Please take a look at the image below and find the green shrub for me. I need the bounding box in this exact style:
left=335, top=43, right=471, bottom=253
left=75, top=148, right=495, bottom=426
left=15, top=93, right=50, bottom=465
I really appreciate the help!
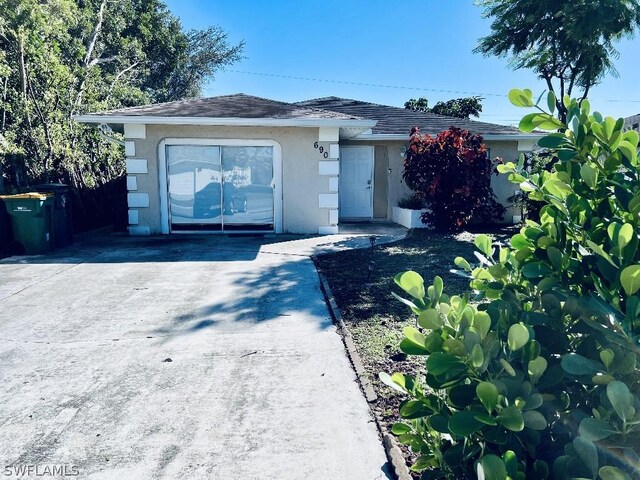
left=382, top=90, right=640, bottom=480
left=398, top=194, right=426, bottom=210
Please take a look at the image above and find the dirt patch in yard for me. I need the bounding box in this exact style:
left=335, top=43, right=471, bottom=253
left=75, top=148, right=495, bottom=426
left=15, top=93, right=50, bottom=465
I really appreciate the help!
left=314, top=227, right=517, bottom=473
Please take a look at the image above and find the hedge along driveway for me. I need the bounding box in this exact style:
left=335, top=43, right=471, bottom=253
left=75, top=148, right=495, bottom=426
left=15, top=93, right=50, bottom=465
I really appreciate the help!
left=0, top=235, right=391, bottom=480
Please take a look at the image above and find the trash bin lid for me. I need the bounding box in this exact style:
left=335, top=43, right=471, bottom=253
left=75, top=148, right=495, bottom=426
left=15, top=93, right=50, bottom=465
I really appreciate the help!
left=0, top=192, right=54, bottom=200
left=32, top=183, right=70, bottom=191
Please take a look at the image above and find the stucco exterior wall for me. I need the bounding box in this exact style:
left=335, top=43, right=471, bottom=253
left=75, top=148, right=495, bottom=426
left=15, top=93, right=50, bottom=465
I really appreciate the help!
left=344, top=139, right=523, bottom=223
left=126, top=125, right=335, bottom=235
left=486, top=141, right=523, bottom=222
left=373, top=146, right=389, bottom=218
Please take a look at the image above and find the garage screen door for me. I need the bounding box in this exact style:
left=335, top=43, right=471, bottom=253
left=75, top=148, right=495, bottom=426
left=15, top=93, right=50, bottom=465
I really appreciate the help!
left=167, top=145, right=274, bottom=232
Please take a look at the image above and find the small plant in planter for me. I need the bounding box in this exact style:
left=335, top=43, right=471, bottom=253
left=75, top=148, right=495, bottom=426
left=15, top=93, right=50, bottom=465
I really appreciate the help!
left=402, top=126, right=505, bottom=231
left=398, top=194, right=426, bottom=210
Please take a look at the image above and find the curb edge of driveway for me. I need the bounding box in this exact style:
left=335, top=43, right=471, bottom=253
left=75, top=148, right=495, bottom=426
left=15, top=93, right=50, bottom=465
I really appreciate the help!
left=312, top=259, right=413, bottom=480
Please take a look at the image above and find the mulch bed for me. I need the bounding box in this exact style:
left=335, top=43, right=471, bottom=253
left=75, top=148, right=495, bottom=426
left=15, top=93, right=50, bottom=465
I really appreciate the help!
left=314, top=226, right=517, bottom=474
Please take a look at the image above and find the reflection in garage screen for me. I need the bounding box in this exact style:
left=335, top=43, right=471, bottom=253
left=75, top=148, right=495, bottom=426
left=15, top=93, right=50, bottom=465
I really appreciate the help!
left=167, top=145, right=273, bottom=232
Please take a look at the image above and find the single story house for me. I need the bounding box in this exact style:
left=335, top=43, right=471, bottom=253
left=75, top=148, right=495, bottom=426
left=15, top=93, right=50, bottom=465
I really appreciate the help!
left=75, top=94, right=541, bottom=235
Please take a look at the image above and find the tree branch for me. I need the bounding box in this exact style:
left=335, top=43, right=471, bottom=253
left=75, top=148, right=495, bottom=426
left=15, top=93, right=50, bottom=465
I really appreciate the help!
left=105, top=61, right=139, bottom=103
left=74, top=0, right=108, bottom=114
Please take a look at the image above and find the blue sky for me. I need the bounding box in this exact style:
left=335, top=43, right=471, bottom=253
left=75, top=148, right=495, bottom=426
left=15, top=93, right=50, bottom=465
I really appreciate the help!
left=164, top=0, right=640, bottom=126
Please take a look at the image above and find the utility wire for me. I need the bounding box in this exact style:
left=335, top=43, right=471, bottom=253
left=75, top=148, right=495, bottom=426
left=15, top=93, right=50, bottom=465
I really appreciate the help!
left=226, top=69, right=640, bottom=104
left=226, top=69, right=506, bottom=97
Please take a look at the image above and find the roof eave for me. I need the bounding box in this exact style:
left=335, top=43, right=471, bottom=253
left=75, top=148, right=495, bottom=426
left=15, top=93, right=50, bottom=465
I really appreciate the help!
left=73, top=114, right=376, bottom=129
left=349, top=133, right=544, bottom=141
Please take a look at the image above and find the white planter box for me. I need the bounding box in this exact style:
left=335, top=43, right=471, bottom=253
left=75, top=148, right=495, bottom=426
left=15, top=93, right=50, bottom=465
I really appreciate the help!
left=392, top=207, right=431, bottom=229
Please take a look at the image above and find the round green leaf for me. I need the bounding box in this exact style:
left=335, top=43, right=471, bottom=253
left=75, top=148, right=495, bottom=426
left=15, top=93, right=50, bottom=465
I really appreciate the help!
left=391, top=422, right=412, bottom=435
left=500, top=358, right=516, bottom=377
left=428, top=414, right=450, bottom=433
left=510, top=233, right=530, bottom=250
left=508, top=323, right=530, bottom=351
left=561, top=353, right=602, bottom=376
left=618, top=223, right=634, bottom=249
left=448, top=384, right=477, bottom=408
left=394, top=271, right=425, bottom=300
left=433, top=276, right=443, bottom=299
left=573, top=436, right=598, bottom=478
left=607, top=381, right=633, bottom=422
left=477, top=454, right=508, bottom=480
left=475, top=234, right=493, bottom=256
left=528, top=356, right=548, bottom=381
left=476, top=381, right=499, bottom=413
left=523, top=410, right=547, bottom=430
left=504, top=450, right=518, bottom=479
left=379, top=372, right=407, bottom=393
left=599, top=466, right=630, bottom=480
left=547, top=246, right=563, bottom=271
left=508, top=88, right=534, bottom=108
left=620, top=265, right=640, bottom=296
left=470, top=344, right=484, bottom=368
left=497, top=406, right=524, bottom=432
left=579, top=417, right=617, bottom=442
left=522, top=261, right=552, bottom=278
left=454, top=256, right=471, bottom=272
left=426, top=352, right=465, bottom=376
left=473, top=311, right=491, bottom=340
left=400, top=337, right=429, bottom=355
left=448, top=411, right=483, bottom=437
left=580, top=163, right=598, bottom=188
left=600, top=349, right=615, bottom=369
left=538, top=133, right=567, bottom=148
left=418, top=309, right=443, bottom=330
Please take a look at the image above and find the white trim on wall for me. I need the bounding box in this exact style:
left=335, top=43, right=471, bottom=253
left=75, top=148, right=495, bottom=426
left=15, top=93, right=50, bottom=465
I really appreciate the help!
left=126, top=159, right=147, bottom=174
left=158, top=138, right=283, bottom=234
left=124, top=124, right=146, bottom=139
left=124, top=141, right=136, bottom=156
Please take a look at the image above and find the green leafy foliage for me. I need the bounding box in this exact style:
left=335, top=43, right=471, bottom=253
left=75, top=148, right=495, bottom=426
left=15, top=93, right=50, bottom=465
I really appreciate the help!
left=383, top=90, right=640, bottom=478
left=404, top=96, right=483, bottom=119
left=475, top=1, right=640, bottom=123
left=0, top=0, right=243, bottom=224
left=402, top=126, right=506, bottom=231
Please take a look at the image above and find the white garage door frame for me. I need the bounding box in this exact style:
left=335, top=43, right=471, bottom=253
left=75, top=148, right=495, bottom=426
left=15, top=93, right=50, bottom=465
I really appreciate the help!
left=158, top=138, right=283, bottom=234
left=339, top=146, right=374, bottom=219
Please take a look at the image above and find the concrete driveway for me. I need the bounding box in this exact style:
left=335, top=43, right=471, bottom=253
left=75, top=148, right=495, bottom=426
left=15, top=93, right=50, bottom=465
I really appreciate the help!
left=0, top=233, right=401, bottom=479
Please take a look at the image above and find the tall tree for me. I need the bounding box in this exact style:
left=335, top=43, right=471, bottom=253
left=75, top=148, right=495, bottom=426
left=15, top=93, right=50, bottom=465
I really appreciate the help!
left=475, top=0, right=640, bottom=123
left=404, top=96, right=483, bottom=119
left=0, top=0, right=243, bottom=189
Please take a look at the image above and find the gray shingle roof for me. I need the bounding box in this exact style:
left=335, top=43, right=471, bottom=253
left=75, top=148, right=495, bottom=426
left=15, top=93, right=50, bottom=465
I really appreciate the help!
left=625, top=114, right=640, bottom=131
left=295, top=96, right=523, bottom=136
left=90, top=94, right=361, bottom=120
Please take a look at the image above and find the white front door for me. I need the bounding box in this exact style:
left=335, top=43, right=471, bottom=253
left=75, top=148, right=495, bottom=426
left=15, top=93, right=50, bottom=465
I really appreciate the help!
left=340, top=146, right=374, bottom=218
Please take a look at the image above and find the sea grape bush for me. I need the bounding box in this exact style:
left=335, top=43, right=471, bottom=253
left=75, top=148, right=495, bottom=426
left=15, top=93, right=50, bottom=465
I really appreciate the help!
left=382, top=90, right=640, bottom=480
left=402, top=126, right=505, bottom=231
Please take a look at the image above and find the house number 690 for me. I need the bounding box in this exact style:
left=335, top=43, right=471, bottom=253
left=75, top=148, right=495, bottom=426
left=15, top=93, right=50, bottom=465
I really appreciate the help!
left=313, top=141, right=329, bottom=158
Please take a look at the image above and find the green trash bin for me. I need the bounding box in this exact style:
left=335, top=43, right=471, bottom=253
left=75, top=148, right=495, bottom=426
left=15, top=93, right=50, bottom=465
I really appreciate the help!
left=32, top=184, right=73, bottom=247
left=0, top=197, right=12, bottom=256
left=0, top=193, right=55, bottom=254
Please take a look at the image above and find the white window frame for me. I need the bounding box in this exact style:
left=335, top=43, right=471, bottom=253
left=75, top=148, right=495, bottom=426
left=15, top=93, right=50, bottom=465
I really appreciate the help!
left=158, top=138, right=283, bottom=234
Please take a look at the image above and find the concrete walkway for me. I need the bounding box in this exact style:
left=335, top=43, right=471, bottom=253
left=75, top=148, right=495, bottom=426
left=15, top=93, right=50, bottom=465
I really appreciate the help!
left=0, top=228, right=405, bottom=479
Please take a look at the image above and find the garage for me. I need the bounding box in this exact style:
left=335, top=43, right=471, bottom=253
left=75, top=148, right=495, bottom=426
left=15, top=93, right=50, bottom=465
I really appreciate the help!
left=159, top=140, right=281, bottom=233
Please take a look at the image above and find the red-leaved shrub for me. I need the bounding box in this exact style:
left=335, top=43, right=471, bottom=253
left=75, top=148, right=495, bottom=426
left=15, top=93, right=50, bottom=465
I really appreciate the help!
left=403, top=126, right=505, bottom=231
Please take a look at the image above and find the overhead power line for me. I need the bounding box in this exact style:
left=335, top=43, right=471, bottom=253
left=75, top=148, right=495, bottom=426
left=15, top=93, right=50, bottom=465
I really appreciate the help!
left=225, top=69, right=640, bottom=104
left=226, top=70, right=506, bottom=97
